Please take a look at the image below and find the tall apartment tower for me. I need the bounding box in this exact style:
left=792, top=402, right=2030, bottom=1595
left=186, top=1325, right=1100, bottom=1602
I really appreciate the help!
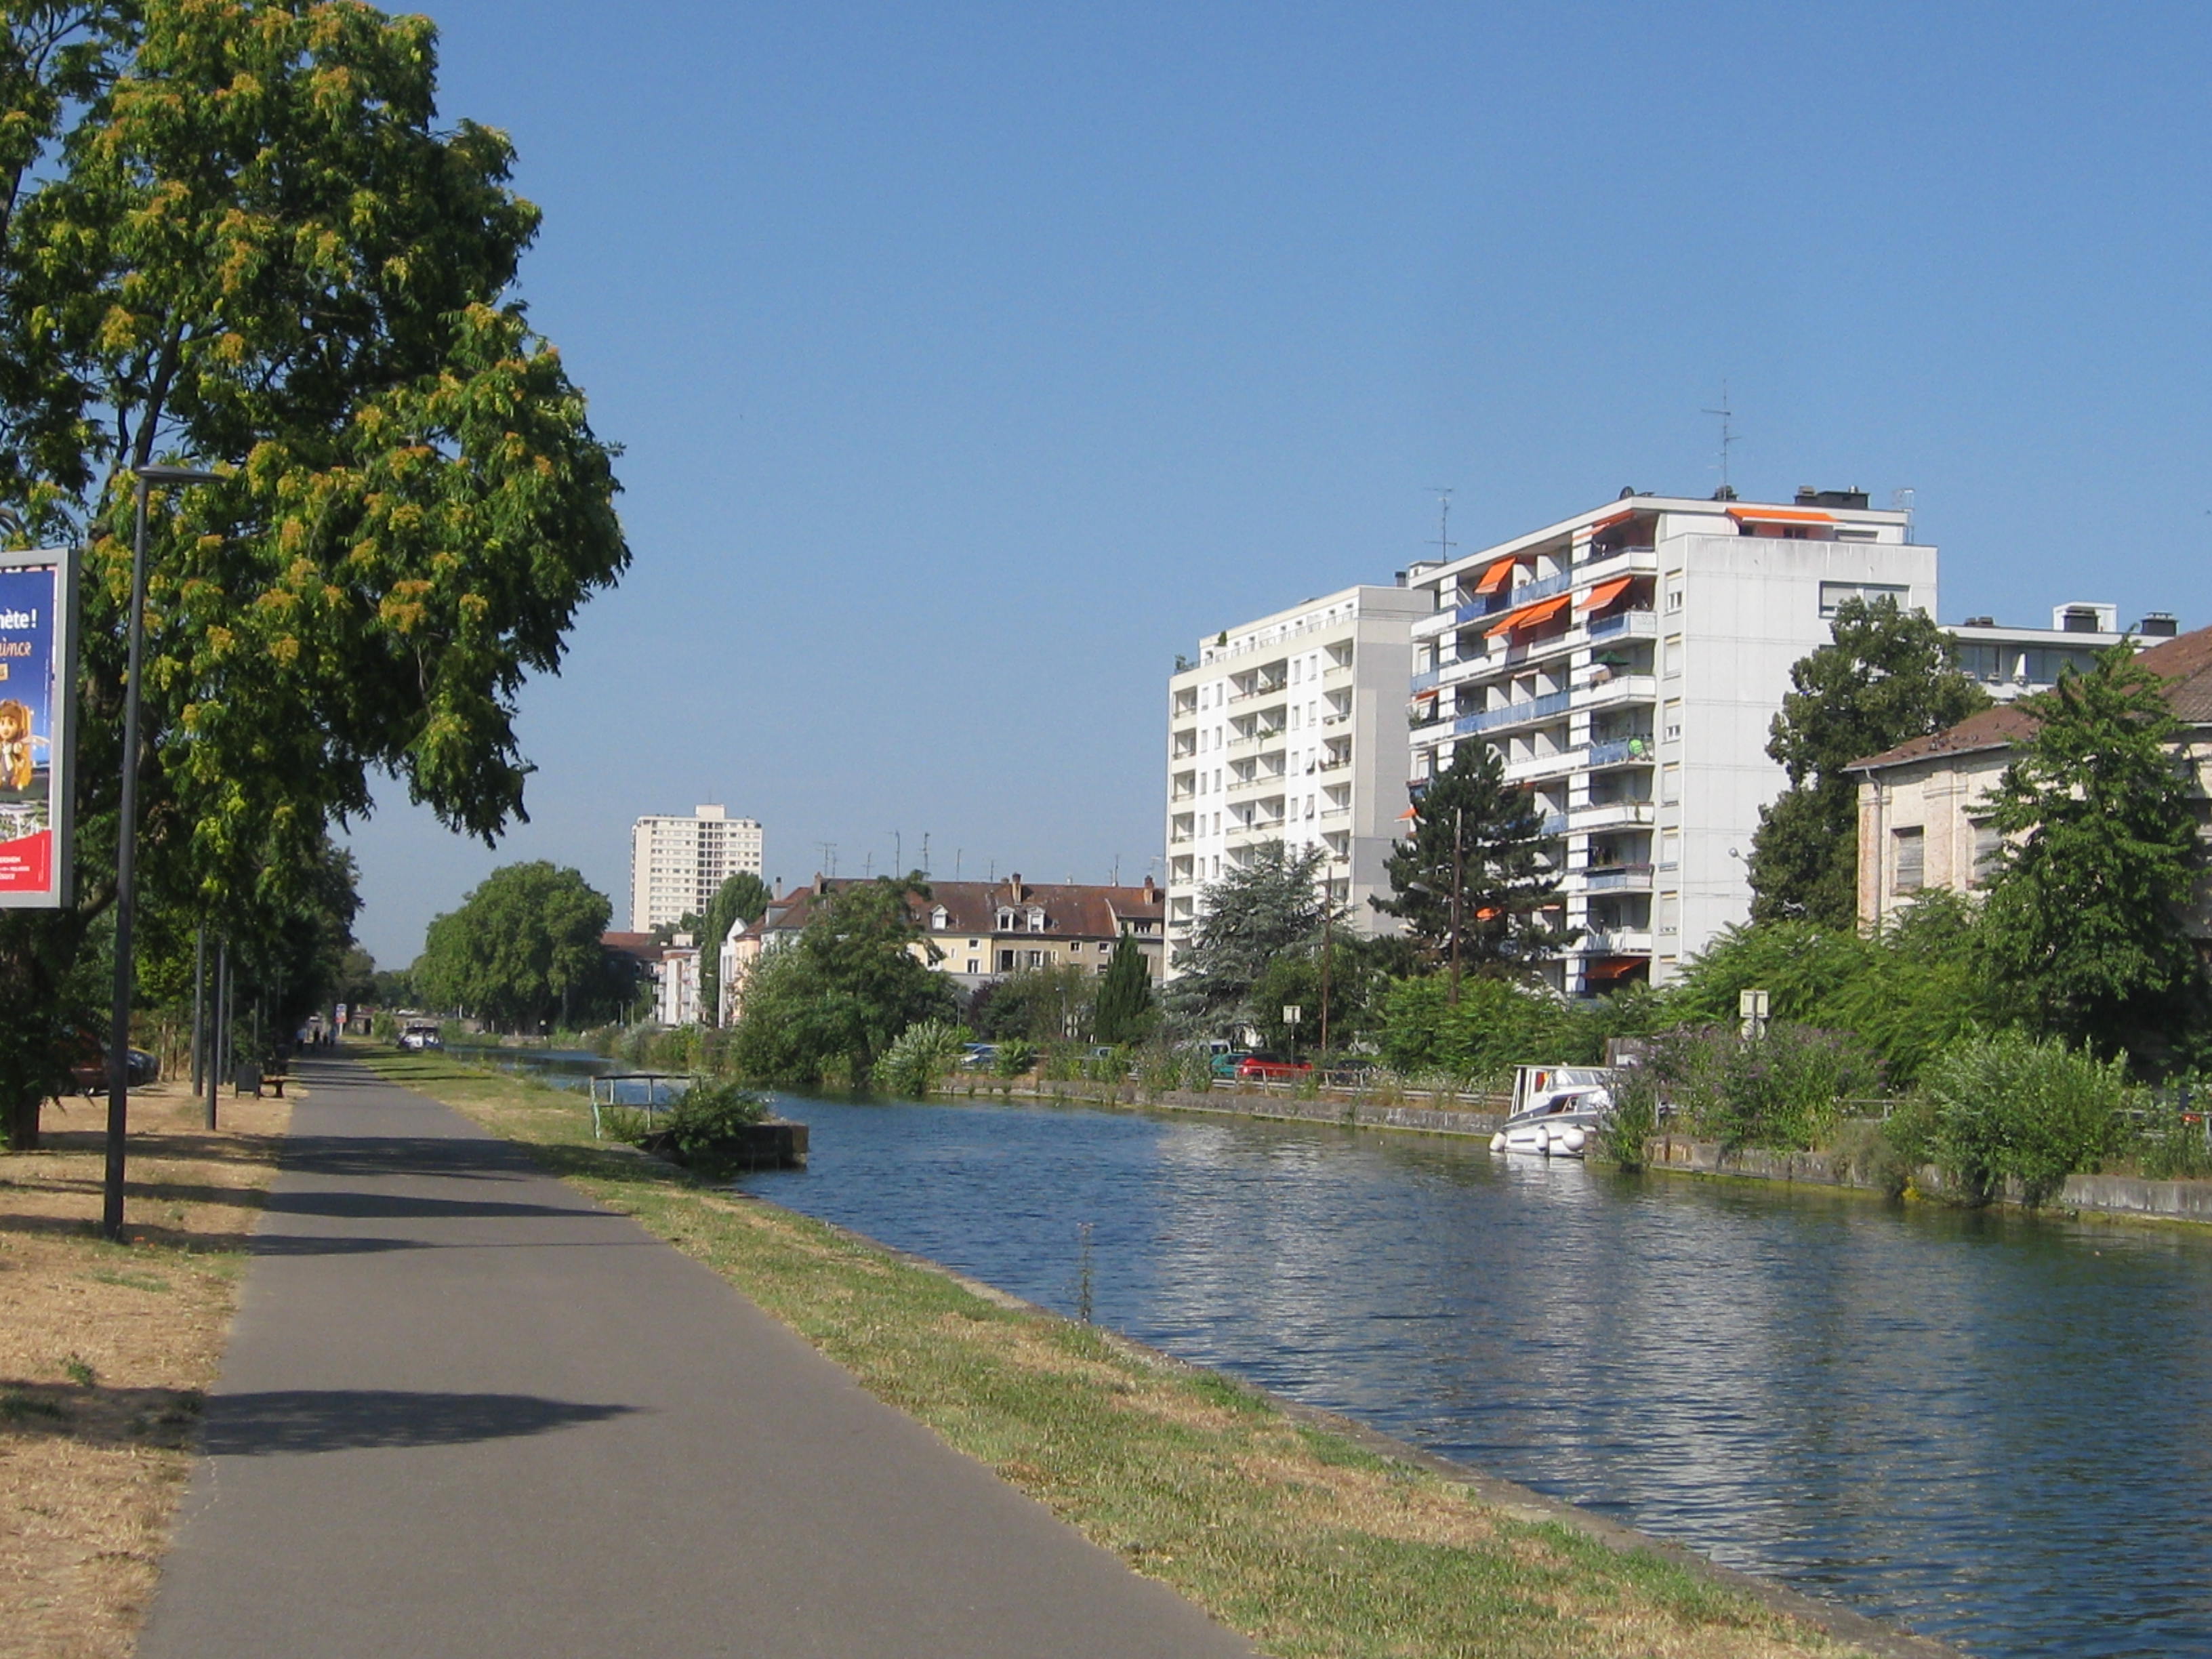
left=1406, top=491, right=1935, bottom=993
left=628, top=804, right=764, bottom=933
left=1164, top=584, right=1429, bottom=971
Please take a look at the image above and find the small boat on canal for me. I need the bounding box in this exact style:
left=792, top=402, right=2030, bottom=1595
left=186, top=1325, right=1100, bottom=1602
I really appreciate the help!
left=1490, top=1065, right=1614, bottom=1158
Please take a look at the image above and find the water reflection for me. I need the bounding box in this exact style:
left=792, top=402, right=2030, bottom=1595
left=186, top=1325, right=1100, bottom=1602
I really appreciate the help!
left=738, top=1092, right=2212, bottom=1658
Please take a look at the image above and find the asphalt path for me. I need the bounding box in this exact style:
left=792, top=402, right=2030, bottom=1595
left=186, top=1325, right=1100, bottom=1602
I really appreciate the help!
left=138, top=1055, right=1253, bottom=1658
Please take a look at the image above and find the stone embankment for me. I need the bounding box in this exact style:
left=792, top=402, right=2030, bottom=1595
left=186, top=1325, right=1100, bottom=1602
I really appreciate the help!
left=999, top=1080, right=1506, bottom=1139
left=1650, top=1135, right=2212, bottom=1223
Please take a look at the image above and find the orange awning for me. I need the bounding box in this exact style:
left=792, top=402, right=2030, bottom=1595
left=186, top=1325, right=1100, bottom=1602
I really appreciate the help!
left=1584, top=956, right=1648, bottom=983
left=1473, top=558, right=1517, bottom=595
left=1486, top=592, right=1571, bottom=639
left=1578, top=575, right=1635, bottom=615
left=1583, top=508, right=1636, bottom=535
left=1727, top=506, right=1832, bottom=525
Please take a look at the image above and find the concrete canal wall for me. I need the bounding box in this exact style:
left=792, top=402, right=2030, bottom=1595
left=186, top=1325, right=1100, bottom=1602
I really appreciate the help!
left=1651, top=1134, right=2212, bottom=1225
left=995, top=1080, right=1507, bottom=1139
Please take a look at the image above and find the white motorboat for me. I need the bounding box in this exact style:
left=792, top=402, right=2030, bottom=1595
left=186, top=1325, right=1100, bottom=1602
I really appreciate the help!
left=1490, top=1065, right=1614, bottom=1158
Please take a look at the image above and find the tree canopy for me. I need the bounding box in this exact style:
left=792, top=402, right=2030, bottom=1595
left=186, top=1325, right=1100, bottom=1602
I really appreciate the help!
left=414, top=862, right=615, bottom=1033
left=0, top=3, right=628, bottom=1144
left=724, top=880, right=956, bottom=1087
left=1167, top=841, right=1325, bottom=1029
left=1747, top=597, right=1988, bottom=926
left=1978, top=644, right=2205, bottom=1061
left=695, top=870, right=772, bottom=1025
left=1372, top=741, right=1568, bottom=995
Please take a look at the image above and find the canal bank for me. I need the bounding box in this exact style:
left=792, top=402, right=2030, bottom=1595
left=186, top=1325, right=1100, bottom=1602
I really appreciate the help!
left=978, top=1076, right=2212, bottom=1231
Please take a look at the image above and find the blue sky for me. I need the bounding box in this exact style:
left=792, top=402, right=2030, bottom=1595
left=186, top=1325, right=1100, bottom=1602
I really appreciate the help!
left=345, top=0, right=2212, bottom=966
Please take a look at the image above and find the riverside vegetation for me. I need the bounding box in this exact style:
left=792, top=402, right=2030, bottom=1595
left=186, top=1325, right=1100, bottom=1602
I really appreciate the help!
left=363, top=1043, right=1886, bottom=1659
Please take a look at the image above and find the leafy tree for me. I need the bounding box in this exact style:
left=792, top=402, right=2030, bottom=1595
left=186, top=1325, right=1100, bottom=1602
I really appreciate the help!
left=1977, top=646, right=2205, bottom=1063
left=1372, top=743, right=1568, bottom=998
left=415, top=863, right=614, bottom=1033
left=969, top=963, right=1093, bottom=1043
left=1091, top=933, right=1155, bottom=1046
left=724, top=880, right=956, bottom=1087
left=1748, top=597, right=1989, bottom=926
left=0, top=3, right=626, bottom=1146
left=696, top=870, right=772, bottom=1026
left=1168, top=842, right=1326, bottom=1029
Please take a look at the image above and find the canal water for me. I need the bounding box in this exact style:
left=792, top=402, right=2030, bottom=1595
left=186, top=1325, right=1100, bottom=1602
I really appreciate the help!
left=731, top=1091, right=2212, bottom=1659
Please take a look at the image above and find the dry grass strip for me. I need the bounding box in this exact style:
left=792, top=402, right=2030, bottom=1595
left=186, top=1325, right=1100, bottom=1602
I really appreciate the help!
left=363, top=1046, right=1889, bottom=1659
left=0, top=1082, right=290, bottom=1659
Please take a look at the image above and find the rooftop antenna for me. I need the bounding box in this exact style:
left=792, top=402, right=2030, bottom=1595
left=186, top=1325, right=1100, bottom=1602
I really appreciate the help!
left=1112, top=853, right=1121, bottom=886
left=1890, top=487, right=1916, bottom=537
left=1427, top=487, right=1457, bottom=564
left=893, top=830, right=901, bottom=875
left=955, top=847, right=963, bottom=880
left=863, top=850, right=874, bottom=878
left=817, top=840, right=837, bottom=877
left=1701, top=382, right=1739, bottom=495
left=920, top=832, right=930, bottom=876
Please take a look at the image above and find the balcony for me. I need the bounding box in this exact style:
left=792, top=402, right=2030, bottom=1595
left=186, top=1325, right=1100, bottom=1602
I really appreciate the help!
left=1227, top=771, right=1288, bottom=796
left=1226, top=683, right=1287, bottom=704
left=1502, top=747, right=1584, bottom=785
left=1586, top=737, right=1656, bottom=769
left=1410, top=665, right=1441, bottom=693
left=1322, top=659, right=1352, bottom=679
left=1319, top=805, right=1351, bottom=823
left=1575, top=545, right=1659, bottom=582
left=1315, top=754, right=1351, bottom=773
left=1576, top=863, right=1655, bottom=893
left=1570, top=800, right=1654, bottom=831
left=1588, top=609, right=1658, bottom=642
left=1580, top=674, right=1658, bottom=711
left=1536, top=811, right=1568, bottom=836
left=1444, top=688, right=1572, bottom=738
left=1579, top=928, right=1654, bottom=956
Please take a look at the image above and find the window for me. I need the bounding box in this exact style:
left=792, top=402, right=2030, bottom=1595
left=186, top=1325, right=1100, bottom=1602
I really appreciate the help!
left=966, top=959, right=980, bottom=975
left=1024, top=949, right=1044, bottom=969
left=1971, top=821, right=2002, bottom=887
left=1069, top=941, right=1084, bottom=953
left=1662, top=635, right=1682, bottom=676
left=996, top=908, right=1017, bottom=930
left=1661, top=762, right=1681, bottom=804
left=1893, top=826, right=1925, bottom=893
left=1659, top=829, right=1680, bottom=867
left=1819, top=581, right=1910, bottom=619
left=1027, top=907, right=1046, bottom=932
left=1665, top=583, right=1683, bottom=613
left=1663, top=698, right=1683, bottom=741
left=997, top=949, right=1016, bottom=972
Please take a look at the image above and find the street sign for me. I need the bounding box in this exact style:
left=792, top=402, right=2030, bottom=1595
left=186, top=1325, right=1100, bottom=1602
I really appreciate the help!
left=0, top=546, right=77, bottom=908
left=1282, top=1004, right=1303, bottom=1027
left=1738, top=988, right=1770, bottom=1040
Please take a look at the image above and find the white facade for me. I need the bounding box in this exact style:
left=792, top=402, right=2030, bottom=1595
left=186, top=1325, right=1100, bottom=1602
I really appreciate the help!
left=1947, top=602, right=2181, bottom=702
left=655, top=938, right=700, bottom=1025
left=628, top=804, right=764, bottom=933
left=1164, top=584, right=1429, bottom=970
left=1406, top=491, right=1936, bottom=992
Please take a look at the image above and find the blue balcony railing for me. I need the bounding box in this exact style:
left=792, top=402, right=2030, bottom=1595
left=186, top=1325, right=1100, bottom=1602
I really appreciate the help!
left=1452, top=689, right=1571, bottom=735
left=1586, top=737, right=1654, bottom=767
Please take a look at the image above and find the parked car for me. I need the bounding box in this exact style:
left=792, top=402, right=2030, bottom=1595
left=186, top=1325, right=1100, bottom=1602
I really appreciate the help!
left=64, top=1036, right=157, bottom=1094
left=398, top=1021, right=443, bottom=1051
left=958, top=1042, right=1000, bottom=1071
left=1234, top=1053, right=1311, bottom=1082
left=1210, top=1049, right=1256, bottom=1079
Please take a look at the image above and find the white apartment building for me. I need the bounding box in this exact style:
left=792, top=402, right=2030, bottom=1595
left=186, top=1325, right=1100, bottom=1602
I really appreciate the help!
left=1948, top=602, right=2181, bottom=702
left=628, top=804, right=764, bottom=933
left=1164, top=584, right=1429, bottom=969
left=1406, top=489, right=1936, bottom=994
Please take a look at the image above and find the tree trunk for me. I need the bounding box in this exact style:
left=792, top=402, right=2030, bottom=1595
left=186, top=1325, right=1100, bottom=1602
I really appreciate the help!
left=3, top=1088, right=38, bottom=1151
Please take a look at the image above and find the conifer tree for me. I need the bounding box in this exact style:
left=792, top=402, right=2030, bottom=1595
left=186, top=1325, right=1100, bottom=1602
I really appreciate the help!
left=1372, top=742, right=1568, bottom=1000
left=1092, top=931, right=1155, bottom=1046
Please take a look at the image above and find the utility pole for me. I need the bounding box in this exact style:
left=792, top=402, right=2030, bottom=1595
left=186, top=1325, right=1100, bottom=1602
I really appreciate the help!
left=1449, top=805, right=1465, bottom=1008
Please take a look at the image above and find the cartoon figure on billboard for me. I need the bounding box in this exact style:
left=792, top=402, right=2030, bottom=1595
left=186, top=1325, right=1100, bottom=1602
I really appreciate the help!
left=0, top=698, right=41, bottom=792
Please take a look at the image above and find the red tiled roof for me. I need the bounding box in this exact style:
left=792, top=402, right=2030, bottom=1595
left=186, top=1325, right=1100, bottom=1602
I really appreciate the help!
left=1848, top=623, right=2212, bottom=773
left=745, top=877, right=1164, bottom=941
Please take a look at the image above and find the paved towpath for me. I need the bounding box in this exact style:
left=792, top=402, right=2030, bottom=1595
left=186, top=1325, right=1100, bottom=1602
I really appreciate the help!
left=139, top=1056, right=1252, bottom=1658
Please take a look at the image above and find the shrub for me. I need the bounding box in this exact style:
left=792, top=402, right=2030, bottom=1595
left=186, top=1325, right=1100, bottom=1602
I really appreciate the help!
left=1917, top=1031, right=2127, bottom=1204
left=992, top=1038, right=1038, bottom=1078
left=641, top=1078, right=771, bottom=1172
left=1592, top=1063, right=1660, bottom=1172
left=873, top=1019, right=970, bottom=1097
left=2133, top=1086, right=2212, bottom=1179
left=1650, top=1021, right=1884, bottom=1151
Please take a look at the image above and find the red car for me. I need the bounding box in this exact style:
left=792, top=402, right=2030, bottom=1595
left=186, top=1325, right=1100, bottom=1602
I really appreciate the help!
left=1235, top=1053, right=1312, bottom=1082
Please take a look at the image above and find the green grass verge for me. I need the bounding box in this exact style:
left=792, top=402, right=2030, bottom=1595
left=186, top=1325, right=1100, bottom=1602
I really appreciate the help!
left=355, top=1045, right=1861, bottom=1659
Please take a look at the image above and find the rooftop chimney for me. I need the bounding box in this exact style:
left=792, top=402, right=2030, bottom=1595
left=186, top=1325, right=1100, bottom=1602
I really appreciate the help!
left=2138, top=612, right=2180, bottom=637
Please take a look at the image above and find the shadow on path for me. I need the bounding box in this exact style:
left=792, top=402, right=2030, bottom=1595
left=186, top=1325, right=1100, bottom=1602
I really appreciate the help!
left=201, top=1389, right=640, bottom=1456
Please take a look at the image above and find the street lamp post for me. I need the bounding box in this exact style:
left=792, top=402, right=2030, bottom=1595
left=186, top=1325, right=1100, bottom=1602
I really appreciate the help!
left=103, top=462, right=220, bottom=1242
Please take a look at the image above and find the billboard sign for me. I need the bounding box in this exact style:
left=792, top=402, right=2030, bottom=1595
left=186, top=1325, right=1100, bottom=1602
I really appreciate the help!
left=0, top=546, right=77, bottom=907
